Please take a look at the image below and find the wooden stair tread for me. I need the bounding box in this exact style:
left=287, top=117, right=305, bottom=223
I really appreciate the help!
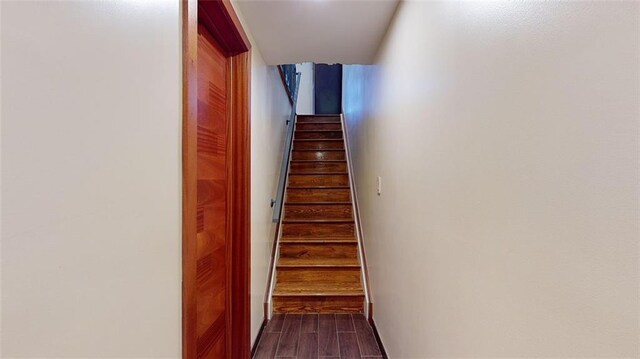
left=273, top=291, right=364, bottom=297
left=295, top=130, right=342, bottom=132
left=280, top=238, right=357, bottom=244
left=296, top=123, right=342, bottom=131
left=282, top=219, right=354, bottom=223
left=277, top=257, right=359, bottom=266
left=273, top=284, right=364, bottom=296
left=294, top=139, right=343, bottom=141
left=292, top=149, right=345, bottom=152
left=295, top=131, right=343, bottom=140
left=285, top=201, right=351, bottom=205
left=297, top=117, right=341, bottom=123
left=286, top=187, right=350, bottom=190
left=290, top=160, right=347, bottom=162
left=289, top=171, right=349, bottom=176
left=296, top=121, right=341, bottom=124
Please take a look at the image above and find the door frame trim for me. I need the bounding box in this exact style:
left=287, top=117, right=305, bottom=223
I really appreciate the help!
left=182, top=1, right=251, bottom=358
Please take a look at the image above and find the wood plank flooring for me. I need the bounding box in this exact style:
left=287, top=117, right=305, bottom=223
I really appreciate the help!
left=254, top=314, right=383, bottom=359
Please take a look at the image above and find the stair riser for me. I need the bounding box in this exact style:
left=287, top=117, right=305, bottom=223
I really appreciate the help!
left=290, top=161, right=347, bottom=173
left=291, top=150, right=345, bottom=161
left=282, top=222, right=355, bottom=238
left=279, top=243, right=358, bottom=259
left=273, top=296, right=364, bottom=314
left=295, top=131, right=343, bottom=140
left=296, top=123, right=342, bottom=131
left=293, top=140, right=344, bottom=150
left=286, top=188, right=351, bottom=202
left=277, top=267, right=362, bottom=285
left=297, top=115, right=341, bottom=123
left=288, top=174, right=349, bottom=187
left=285, top=204, right=353, bottom=220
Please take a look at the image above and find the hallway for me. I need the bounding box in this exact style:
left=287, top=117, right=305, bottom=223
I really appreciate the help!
left=1, top=1, right=638, bottom=358
left=254, top=314, right=383, bottom=358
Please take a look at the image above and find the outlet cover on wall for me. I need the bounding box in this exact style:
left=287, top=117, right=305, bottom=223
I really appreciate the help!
left=377, top=176, right=382, bottom=195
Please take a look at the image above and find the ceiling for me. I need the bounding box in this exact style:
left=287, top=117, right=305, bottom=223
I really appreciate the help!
left=234, top=0, right=400, bottom=65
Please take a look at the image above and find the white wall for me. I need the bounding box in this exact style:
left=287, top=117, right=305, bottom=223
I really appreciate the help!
left=248, top=53, right=290, bottom=346
left=1, top=1, right=181, bottom=357
left=295, top=62, right=314, bottom=114
left=343, top=1, right=639, bottom=358
left=232, top=2, right=292, bottom=346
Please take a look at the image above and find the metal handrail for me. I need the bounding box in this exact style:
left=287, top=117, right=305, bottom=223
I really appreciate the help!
left=271, top=71, right=301, bottom=223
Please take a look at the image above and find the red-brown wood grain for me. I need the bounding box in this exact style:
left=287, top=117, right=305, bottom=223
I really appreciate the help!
left=198, top=0, right=250, bottom=56
left=195, top=23, right=229, bottom=359
left=273, top=115, right=364, bottom=314
left=183, top=1, right=251, bottom=358
left=296, top=122, right=342, bottom=131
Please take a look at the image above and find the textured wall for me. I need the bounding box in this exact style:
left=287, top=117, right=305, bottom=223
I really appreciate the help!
left=247, top=49, right=291, bottom=346
left=343, top=2, right=639, bottom=357
left=1, top=1, right=181, bottom=356
left=296, top=62, right=315, bottom=115
left=232, top=1, right=292, bottom=345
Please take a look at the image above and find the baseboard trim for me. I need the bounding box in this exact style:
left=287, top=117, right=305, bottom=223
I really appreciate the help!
left=251, top=318, right=268, bottom=358
left=369, top=318, right=389, bottom=359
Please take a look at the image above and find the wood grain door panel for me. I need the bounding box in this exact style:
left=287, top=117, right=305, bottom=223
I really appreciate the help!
left=196, top=24, right=229, bottom=359
left=184, top=1, right=250, bottom=357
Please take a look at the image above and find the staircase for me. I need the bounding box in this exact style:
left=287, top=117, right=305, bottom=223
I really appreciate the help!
left=272, top=114, right=365, bottom=314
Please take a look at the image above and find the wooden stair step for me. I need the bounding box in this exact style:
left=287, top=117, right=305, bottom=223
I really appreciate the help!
left=288, top=185, right=350, bottom=189
left=284, top=203, right=353, bottom=220
left=292, top=150, right=345, bottom=161
left=292, top=148, right=345, bottom=151
left=289, top=161, right=348, bottom=173
left=288, top=172, right=347, bottom=175
left=282, top=222, right=355, bottom=238
left=296, top=122, right=342, bottom=131
left=296, top=115, right=341, bottom=123
left=277, top=257, right=360, bottom=267
left=290, top=160, right=347, bottom=162
left=293, top=140, right=344, bottom=150
left=275, top=268, right=363, bottom=289
left=272, top=295, right=364, bottom=314
left=286, top=188, right=351, bottom=202
left=279, top=241, right=358, bottom=259
left=273, top=286, right=364, bottom=296
left=282, top=219, right=354, bottom=223
left=284, top=201, right=353, bottom=205
left=295, top=130, right=342, bottom=132
left=296, top=121, right=342, bottom=125
left=295, top=130, right=343, bottom=140
left=280, top=238, right=357, bottom=244
left=272, top=280, right=365, bottom=313
left=288, top=174, right=349, bottom=187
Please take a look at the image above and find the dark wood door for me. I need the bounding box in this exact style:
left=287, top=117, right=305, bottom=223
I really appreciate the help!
left=195, top=24, right=230, bottom=359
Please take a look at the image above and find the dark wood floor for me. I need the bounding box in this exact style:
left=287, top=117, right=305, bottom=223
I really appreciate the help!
left=253, top=314, right=383, bottom=359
